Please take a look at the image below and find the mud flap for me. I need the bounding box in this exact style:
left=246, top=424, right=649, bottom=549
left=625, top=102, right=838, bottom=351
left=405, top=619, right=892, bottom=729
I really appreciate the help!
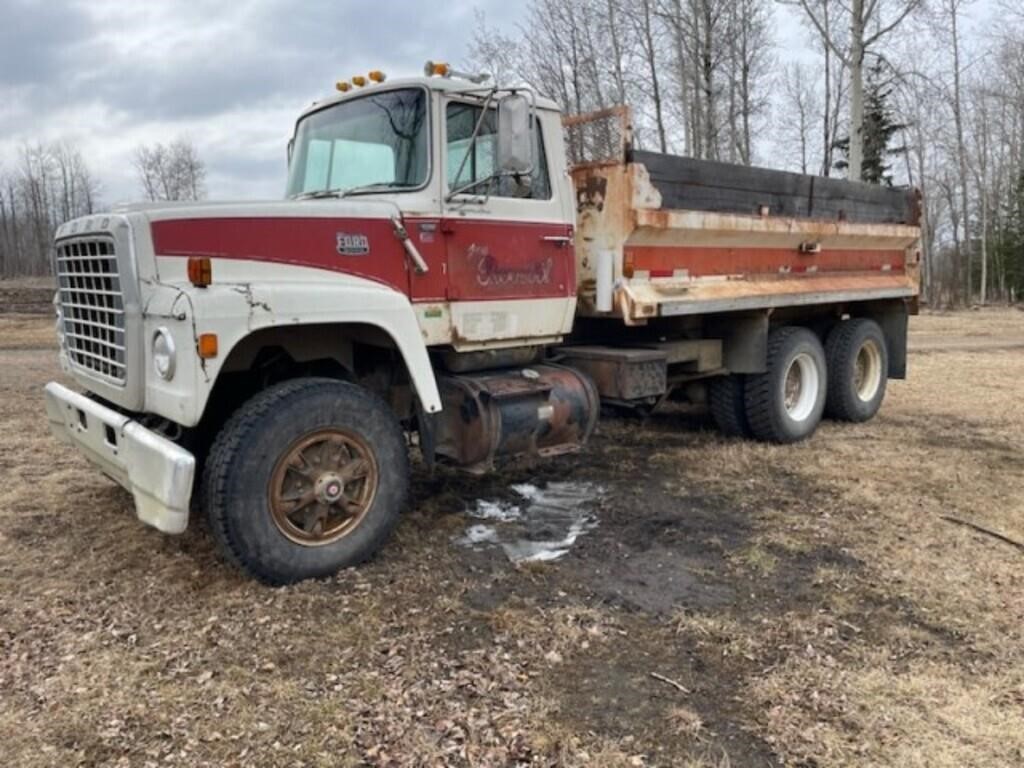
left=858, top=300, right=909, bottom=379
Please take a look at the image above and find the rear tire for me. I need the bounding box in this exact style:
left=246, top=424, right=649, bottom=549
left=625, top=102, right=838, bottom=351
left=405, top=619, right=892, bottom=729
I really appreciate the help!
left=825, top=318, right=888, bottom=422
left=709, top=375, right=751, bottom=437
left=744, top=327, right=827, bottom=444
left=201, top=378, right=408, bottom=585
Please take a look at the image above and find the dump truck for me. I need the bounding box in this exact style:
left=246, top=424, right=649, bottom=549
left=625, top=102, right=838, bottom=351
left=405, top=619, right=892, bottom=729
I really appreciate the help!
left=44, top=63, right=921, bottom=583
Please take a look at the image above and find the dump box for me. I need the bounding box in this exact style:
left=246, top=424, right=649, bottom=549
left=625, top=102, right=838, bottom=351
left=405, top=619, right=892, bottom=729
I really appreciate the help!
left=567, top=108, right=922, bottom=325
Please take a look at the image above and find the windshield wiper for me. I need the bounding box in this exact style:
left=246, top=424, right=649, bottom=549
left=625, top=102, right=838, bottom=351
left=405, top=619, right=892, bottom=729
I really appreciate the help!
left=293, top=182, right=418, bottom=201
left=340, top=181, right=418, bottom=197
left=294, top=188, right=344, bottom=200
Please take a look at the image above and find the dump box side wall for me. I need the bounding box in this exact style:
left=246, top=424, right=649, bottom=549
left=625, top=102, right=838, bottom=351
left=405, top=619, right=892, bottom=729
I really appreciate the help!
left=630, top=150, right=921, bottom=226
left=570, top=157, right=922, bottom=323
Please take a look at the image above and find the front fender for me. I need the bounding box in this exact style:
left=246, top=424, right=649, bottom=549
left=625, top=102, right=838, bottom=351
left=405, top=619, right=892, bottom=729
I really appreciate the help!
left=142, top=271, right=440, bottom=427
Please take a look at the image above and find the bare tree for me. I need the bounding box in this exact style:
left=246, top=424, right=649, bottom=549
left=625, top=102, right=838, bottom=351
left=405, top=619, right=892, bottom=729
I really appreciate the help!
left=779, top=62, right=821, bottom=173
left=779, top=0, right=922, bottom=180
left=462, top=0, right=1024, bottom=306
left=0, top=169, right=15, bottom=276
left=0, top=142, right=100, bottom=277
left=466, top=10, right=524, bottom=87
left=134, top=138, right=207, bottom=202
left=936, top=0, right=976, bottom=303
left=725, top=0, right=774, bottom=164
left=632, top=0, right=670, bottom=152
left=969, top=87, right=993, bottom=304
left=658, top=0, right=731, bottom=159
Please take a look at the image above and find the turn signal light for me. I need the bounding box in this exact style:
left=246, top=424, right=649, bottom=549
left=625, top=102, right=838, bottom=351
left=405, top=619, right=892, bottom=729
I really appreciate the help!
left=336, top=81, right=351, bottom=92
left=187, top=257, right=212, bottom=287
left=197, top=333, right=219, bottom=359
left=351, top=75, right=367, bottom=87
left=368, top=70, right=386, bottom=83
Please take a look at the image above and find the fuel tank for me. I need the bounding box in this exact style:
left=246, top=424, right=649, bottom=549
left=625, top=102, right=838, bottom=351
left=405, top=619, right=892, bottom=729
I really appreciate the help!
left=433, top=363, right=599, bottom=473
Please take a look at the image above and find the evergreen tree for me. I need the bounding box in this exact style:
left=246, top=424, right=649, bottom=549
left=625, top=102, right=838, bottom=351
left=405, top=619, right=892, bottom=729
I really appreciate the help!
left=994, top=171, right=1024, bottom=300
left=834, top=64, right=907, bottom=186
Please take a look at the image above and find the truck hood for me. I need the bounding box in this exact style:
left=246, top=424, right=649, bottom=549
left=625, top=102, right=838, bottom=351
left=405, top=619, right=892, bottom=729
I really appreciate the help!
left=136, top=197, right=417, bottom=289
left=116, top=197, right=405, bottom=222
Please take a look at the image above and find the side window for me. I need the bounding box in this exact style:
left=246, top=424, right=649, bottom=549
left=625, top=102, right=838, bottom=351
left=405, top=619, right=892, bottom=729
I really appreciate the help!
left=446, top=103, right=497, bottom=191
left=445, top=102, right=552, bottom=200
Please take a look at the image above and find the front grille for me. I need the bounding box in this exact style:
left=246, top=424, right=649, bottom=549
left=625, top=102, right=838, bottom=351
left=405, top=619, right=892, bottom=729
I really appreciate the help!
left=55, top=237, right=127, bottom=384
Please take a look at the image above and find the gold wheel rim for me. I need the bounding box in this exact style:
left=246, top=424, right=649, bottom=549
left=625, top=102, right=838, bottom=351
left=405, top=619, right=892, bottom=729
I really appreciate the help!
left=268, top=428, right=378, bottom=547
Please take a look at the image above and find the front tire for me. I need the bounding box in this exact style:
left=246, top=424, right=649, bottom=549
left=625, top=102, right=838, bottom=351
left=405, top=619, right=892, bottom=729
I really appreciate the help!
left=825, top=318, right=889, bottom=422
left=202, top=378, right=408, bottom=585
left=744, top=327, right=827, bottom=444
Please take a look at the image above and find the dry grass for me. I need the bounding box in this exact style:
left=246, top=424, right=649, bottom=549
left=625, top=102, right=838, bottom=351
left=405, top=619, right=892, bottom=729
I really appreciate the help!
left=648, top=308, right=1024, bottom=765
left=2, top=302, right=1023, bottom=766
left=0, top=275, right=55, bottom=289
left=0, top=315, right=57, bottom=350
left=0, top=277, right=54, bottom=317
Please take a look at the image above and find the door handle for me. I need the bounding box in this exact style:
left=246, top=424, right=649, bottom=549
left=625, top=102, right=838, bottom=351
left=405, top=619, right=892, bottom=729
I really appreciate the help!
left=541, top=235, right=573, bottom=246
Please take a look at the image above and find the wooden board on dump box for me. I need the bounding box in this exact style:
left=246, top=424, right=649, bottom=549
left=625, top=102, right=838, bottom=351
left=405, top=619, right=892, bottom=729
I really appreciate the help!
left=630, top=149, right=919, bottom=226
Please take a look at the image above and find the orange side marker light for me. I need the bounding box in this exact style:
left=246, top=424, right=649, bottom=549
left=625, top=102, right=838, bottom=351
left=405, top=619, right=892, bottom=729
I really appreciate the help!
left=197, top=333, right=219, bottom=359
left=187, top=257, right=212, bottom=287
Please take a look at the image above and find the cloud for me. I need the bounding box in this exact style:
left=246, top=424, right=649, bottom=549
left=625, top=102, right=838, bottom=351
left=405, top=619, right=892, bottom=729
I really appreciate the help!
left=0, top=1, right=93, bottom=88
left=9, top=0, right=964, bottom=202
left=0, top=0, right=512, bottom=202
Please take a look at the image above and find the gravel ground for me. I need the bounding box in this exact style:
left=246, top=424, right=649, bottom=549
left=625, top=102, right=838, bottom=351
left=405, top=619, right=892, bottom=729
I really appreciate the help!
left=1, top=301, right=1023, bottom=767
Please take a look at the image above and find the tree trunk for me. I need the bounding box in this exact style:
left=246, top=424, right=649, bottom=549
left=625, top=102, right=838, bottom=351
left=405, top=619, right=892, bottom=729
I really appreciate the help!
left=701, top=1, right=716, bottom=159
left=949, top=0, right=972, bottom=305
left=822, top=37, right=831, bottom=176
left=640, top=0, right=668, bottom=152
left=606, top=0, right=628, bottom=105
left=848, top=0, right=865, bottom=181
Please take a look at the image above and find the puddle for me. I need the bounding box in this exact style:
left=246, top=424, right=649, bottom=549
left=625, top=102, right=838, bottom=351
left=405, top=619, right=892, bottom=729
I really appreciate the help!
left=455, top=482, right=604, bottom=563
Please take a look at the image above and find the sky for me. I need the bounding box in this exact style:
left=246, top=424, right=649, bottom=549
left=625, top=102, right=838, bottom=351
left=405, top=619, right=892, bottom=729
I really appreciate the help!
left=0, top=0, right=994, bottom=204
left=0, top=0, right=525, bottom=203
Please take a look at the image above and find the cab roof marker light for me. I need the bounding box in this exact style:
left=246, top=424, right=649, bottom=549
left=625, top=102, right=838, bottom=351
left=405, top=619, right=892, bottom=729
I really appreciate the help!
left=351, top=75, right=367, bottom=87
left=424, top=60, right=450, bottom=77
left=423, top=60, right=490, bottom=84
left=336, top=81, right=352, bottom=92
left=368, top=70, right=386, bottom=83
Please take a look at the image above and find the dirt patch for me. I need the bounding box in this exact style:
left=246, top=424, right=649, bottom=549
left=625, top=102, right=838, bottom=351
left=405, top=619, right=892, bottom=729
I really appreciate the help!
left=2, top=306, right=1024, bottom=766
left=0, top=278, right=55, bottom=315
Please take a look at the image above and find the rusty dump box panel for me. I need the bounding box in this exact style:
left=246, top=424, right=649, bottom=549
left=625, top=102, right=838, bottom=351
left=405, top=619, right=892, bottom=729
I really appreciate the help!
left=567, top=108, right=922, bottom=324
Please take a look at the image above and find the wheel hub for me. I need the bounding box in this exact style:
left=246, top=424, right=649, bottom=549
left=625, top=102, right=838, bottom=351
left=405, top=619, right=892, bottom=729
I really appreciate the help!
left=854, top=340, right=883, bottom=402
left=783, top=352, right=819, bottom=422
left=315, top=472, right=345, bottom=504
left=268, top=428, right=378, bottom=547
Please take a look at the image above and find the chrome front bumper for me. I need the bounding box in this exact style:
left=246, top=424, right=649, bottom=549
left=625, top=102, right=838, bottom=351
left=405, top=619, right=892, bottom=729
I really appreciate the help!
left=43, top=382, right=195, bottom=534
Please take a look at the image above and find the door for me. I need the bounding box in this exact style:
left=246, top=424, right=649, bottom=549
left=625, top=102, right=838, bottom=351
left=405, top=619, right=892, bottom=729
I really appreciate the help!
left=441, top=100, right=575, bottom=308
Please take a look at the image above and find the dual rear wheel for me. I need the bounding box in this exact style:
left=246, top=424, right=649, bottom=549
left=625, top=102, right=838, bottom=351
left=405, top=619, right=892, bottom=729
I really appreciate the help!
left=710, top=319, right=888, bottom=444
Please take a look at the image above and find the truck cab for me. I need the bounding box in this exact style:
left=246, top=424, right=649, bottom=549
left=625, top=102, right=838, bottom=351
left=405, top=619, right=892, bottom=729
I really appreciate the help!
left=43, top=63, right=920, bottom=584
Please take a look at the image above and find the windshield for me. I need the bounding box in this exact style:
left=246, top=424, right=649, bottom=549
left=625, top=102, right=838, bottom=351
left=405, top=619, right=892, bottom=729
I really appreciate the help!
left=286, top=88, right=429, bottom=198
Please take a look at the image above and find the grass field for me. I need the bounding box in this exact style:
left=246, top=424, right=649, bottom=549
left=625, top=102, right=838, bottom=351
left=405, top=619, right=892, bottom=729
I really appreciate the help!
left=1, top=292, right=1022, bottom=767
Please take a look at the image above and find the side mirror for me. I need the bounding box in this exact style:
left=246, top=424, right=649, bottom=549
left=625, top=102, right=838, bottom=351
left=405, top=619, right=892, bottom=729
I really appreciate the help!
left=497, top=94, right=533, bottom=176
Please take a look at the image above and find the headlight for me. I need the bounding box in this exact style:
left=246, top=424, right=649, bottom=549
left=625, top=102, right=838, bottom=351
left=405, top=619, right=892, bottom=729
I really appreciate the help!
left=153, top=328, right=177, bottom=380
